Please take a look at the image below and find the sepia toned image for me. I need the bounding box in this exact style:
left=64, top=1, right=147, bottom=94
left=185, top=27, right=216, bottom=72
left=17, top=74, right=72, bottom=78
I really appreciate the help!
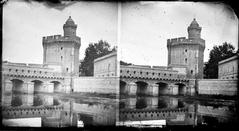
left=118, top=2, right=238, bottom=128
left=1, top=0, right=239, bottom=130
left=2, top=1, right=118, bottom=127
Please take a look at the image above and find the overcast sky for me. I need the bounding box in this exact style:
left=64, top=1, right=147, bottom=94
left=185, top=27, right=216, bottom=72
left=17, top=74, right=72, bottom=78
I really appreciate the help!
left=3, top=1, right=238, bottom=66
left=120, top=2, right=238, bottom=66
left=3, top=1, right=117, bottom=64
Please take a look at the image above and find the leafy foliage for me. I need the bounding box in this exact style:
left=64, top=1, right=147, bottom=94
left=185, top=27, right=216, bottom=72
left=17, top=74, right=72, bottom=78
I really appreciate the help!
left=79, top=40, right=116, bottom=76
left=204, top=42, right=237, bottom=78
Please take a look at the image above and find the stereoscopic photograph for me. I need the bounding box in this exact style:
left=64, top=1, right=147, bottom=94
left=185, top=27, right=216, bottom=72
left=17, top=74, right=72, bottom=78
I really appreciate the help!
left=1, top=0, right=238, bottom=129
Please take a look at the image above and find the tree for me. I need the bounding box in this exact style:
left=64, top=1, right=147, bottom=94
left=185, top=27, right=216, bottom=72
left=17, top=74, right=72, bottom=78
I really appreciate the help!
left=80, top=40, right=116, bottom=76
left=204, top=42, right=237, bottom=78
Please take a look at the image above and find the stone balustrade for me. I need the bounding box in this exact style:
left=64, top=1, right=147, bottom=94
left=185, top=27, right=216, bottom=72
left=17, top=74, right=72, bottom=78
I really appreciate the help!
left=120, top=65, right=188, bottom=81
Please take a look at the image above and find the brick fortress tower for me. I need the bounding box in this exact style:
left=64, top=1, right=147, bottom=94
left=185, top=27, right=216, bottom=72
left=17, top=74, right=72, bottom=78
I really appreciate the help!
left=42, top=16, right=81, bottom=76
left=167, top=18, right=205, bottom=79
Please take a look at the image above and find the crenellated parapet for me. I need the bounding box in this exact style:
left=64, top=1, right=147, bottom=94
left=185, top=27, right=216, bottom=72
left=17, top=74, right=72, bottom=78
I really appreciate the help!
left=167, top=37, right=205, bottom=49
left=42, top=35, right=81, bottom=46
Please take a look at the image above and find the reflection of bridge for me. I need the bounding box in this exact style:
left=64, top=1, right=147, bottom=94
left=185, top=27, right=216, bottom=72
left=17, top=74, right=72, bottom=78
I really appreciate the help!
left=2, top=93, right=61, bottom=107
left=2, top=105, right=63, bottom=119
left=120, top=97, right=185, bottom=110
left=119, top=96, right=197, bottom=126
left=2, top=62, right=69, bottom=94
left=120, top=65, right=196, bottom=96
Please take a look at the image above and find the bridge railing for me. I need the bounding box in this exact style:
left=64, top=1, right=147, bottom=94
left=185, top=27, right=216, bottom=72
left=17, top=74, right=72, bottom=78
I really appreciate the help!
left=3, top=67, right=64, bottom=79
left=120, top=68, right=187, bottom=81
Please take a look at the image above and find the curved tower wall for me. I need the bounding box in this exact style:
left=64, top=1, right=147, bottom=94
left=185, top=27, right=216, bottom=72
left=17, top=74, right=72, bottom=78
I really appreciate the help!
left=167, top=19, right=205, bottom=79
left=42, top=17, right=81, bottom=75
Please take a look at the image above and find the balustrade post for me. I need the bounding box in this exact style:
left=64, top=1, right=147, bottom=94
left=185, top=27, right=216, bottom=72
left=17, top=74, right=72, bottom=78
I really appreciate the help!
left=4, top=79, right=13, bottom=94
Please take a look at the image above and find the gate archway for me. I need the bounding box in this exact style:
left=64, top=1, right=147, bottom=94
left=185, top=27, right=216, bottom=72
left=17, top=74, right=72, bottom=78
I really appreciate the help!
left=120, top=80, right=127, bottom=95
left=32, top=80, right=44, bottom=94
left=156, top=82, right=168, bottom=95
left=11, top=79, right=24, bottom=93
left=175, top=83, right=186, bottom=95
left=136, top=81, right=148, bottom=96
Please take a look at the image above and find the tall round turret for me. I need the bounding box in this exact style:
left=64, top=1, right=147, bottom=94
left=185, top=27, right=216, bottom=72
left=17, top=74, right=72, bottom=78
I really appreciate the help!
left=187, top=18, right=201, bottom=39
left=63, top=16, right=77, bottom=37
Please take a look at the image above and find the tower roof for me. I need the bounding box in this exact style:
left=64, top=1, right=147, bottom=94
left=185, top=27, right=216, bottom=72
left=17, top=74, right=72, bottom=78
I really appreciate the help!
left=189, top=18, right=200, bottom=28
left=65, top=16, right=76, bottom=26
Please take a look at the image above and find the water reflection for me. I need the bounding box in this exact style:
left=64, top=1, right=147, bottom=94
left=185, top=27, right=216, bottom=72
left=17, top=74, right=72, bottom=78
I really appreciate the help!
left=2, top=92, right=116, bottom=127
left=119, top=96, right=238, bottom=126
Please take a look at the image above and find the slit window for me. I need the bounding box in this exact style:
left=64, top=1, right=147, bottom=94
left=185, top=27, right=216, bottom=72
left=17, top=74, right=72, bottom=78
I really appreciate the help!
left=185, top=58, right=187, bottom=63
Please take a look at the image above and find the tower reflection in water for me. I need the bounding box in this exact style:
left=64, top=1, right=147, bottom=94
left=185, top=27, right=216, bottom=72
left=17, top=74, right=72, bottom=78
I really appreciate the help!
left=2, top=92, right=116, bottom=127
left=119, top=96, right=237, bottom=127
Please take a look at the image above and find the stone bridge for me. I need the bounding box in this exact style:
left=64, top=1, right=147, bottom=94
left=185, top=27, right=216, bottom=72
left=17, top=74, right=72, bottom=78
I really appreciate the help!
left=120, top=65, right=196, bottom=96
left=2, top=62, right=71, bottom=94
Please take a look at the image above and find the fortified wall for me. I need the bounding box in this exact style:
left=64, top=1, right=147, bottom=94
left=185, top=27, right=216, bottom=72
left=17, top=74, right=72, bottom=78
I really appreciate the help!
left=73, top=77, right=119, bottom=94
left=197, top=79, right=237, bottom=96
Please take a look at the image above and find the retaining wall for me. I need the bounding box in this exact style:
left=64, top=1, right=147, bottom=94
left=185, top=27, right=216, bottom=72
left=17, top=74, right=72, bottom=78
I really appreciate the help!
left=73, top=77, right=119, bottom=94
left=197, top=79, right=237, bottom=96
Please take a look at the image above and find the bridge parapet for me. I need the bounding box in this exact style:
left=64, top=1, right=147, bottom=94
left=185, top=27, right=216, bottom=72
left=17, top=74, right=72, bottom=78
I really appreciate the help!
left=2, top=62, right=64, bottom=79
left=120, top=65, right=187, bottom=81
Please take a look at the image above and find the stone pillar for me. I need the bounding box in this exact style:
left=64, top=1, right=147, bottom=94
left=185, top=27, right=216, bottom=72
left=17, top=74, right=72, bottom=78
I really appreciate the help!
left=21, top=94, right=33, bottom=106
left=127, top=82, right=137, bottom=96
left=126, top=98, right=136, bottom=109
left=2, top=93, right=12, bottom=106
left=148, top=83, right=158, bottom=96
left=43, top=95, right=53, bottom=105
left=168, top=83, right=178, bottom=95
left=168, top=97, right=178, bottom=108
left=4, top=79, right=13, bottom=94
left=188, top=79, right=196, bottom=96
left=64, top=76, right=72, bottom=93
left=26, top=82, right=34, bottom=94
left=147, top=97, right=158, bottom=109
left=22, top=81, right=30, bottom=94
left=44, top=82, right=54, bottom=93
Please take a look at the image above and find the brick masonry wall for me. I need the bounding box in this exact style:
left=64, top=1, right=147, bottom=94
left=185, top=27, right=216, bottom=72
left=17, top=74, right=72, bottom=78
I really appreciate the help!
left=197, top=79, right=237, bottom=96
left=73, top=77, right=119, bottom=94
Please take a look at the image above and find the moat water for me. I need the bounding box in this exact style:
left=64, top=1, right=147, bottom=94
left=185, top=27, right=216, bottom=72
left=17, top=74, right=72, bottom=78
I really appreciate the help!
left=2, top=92, right=116, bottom=127
left=2, top=92, right=238, bottom=128
left=119, top=95, right=238, bottom=127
